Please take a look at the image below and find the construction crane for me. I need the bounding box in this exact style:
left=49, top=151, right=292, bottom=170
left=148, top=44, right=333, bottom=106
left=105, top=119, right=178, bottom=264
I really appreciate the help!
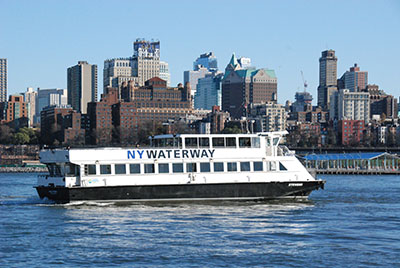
left=300, top=71, right=308, bottom=92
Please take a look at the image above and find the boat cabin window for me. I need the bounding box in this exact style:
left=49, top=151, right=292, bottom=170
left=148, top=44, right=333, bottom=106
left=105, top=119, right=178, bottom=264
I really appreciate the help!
left=273, top=137, right=280, bottom=146
left=239, top=137, right=251, bottom=148
left=267, top=161, right=277, bottom=171
left=251, top=137, right=260, bottom=148
left=227, top=162, right=237, bottom=172
left=65, top=163, right=80, bottom=176
left=279, top=162, right=287, bottom=171
left=213, top=162, right=224, bottom=172
left=173, top=163, right=183, bottom=173
left=47, top=163, right=62, bottom=177
left=253, top=161, right=263, bottom=171
left=153, top=138, right=182, bottom=148
left=100, top=165, right=111, bottom=175
left=129, top=164, right=141, bottom=174
left=199, top=138, right=210, bottom=148
left=84, top=164, right=96, bottom=175
left=240, top=162, right=251, bottom=171
left=212, top=137, right=224, bottom=147
left=226, top=137, right=236, bottom=148
left=144, top=164, right=155, bottom=174
left=185, top=137, right=198, bottom=148
left=158, top=163, right=169, bottom=173
left=200, top=162, right=210, bottom=172
left=115, top=164, right=126, bottom=175
left=186, top=163, right=197, bottom=173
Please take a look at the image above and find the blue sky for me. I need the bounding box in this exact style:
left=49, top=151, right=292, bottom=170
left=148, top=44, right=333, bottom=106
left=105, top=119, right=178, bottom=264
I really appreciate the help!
left=1, top=0, right=399, bottom=104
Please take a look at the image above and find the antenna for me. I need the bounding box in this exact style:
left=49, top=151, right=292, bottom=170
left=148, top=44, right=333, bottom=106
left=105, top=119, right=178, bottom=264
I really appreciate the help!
left=301, top=71, right=308, bottom=92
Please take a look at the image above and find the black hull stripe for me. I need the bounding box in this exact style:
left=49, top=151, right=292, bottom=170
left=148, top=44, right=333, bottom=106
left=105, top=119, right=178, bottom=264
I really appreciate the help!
left=36, top=181, right=325, bottom=203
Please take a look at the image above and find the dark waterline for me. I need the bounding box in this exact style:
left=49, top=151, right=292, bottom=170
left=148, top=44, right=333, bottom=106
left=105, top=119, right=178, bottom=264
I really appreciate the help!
left=1, top=173, right=399, bottom=267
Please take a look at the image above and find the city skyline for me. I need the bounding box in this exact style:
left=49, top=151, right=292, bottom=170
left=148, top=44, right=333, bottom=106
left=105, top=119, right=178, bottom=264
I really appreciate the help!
left=1, top=0, right=400, bottom=104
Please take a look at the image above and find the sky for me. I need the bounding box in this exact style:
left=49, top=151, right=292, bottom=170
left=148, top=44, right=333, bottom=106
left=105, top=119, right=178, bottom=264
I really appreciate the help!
left=1, top=0, right=400, bottom=104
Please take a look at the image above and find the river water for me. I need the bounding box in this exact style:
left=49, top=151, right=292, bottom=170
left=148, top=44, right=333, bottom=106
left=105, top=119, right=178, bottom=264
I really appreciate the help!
left=0, top=173, right=399, bottom=267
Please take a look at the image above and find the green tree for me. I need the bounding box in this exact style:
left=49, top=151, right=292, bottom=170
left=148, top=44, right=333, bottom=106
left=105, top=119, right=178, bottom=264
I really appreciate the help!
left=12, top=132, right=30, bottom=144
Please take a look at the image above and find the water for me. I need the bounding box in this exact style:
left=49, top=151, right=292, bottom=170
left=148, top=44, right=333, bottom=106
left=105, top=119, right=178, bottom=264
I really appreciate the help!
left=1, top=173, right=399, bottom=267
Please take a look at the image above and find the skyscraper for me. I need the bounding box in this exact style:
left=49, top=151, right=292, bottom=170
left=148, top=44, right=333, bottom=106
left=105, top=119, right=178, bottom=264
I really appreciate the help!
left=338, top=63, right=368, bottom=92
left=317, top=50, right=337, bottom=110
left=184, top=52, right=220, bottom=98
left=193, top=52, right=218, bottom=71
left=22, top=87, right=37, bottom=126
left=132, top=39, right=160, bottom=86
left=103, top=39, right=162, bottom=92
left=36, top=88, right=68, bottom=122
left=222, top=54, right=277, bottom=119
left=159, top=61, right=171, bottom=86
left=0, top=59, right=7, bottom=102
left=67, top=61, right=98, bottom=113
left=194, top=72, right=223, bottom=110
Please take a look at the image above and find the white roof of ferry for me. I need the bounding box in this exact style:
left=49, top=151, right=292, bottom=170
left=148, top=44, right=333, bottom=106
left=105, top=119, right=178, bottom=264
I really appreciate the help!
left=151, top=131, right=288, bottom=139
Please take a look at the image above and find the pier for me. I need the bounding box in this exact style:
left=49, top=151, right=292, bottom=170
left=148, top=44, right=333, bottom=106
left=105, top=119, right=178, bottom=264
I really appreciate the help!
left=302, top=152, right=400, bottom=175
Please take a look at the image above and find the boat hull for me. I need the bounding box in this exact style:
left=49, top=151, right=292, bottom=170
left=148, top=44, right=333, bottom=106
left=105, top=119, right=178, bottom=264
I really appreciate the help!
left=35, top=180, right=325, bottom=203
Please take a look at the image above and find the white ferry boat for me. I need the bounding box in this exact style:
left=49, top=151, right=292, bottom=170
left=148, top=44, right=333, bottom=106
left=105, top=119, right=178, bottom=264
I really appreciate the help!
left=35, top=132, right=325, bottom=203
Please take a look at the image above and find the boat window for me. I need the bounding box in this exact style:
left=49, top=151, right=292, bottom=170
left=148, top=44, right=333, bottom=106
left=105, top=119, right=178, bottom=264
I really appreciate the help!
left=129, top=164, right=140, bottom=174
left=273, top=137, right=280, bottom=146
left=200, top=162, right=210, bottom=172
left=225, top=137, right=236, bottom=148
left=48, top=163, right=63, bottom=177
left=227, top=162, right=237, bottom=172
left=144, top=163, right=155, bottom=174
left=158, top=163, right=169, bottom=173
left=240, top=162, right=250, bottom=171
left=213, top=162, right=224, bottom=172
left=251, top=137, right=260, bottom=148
left=185, top=137, right=198, bottom=148
left=84, top=164, right=96, bottom=175
left=115, top=164, right=126, bottom=174
left=267, top=161, right=277, bottom=171
left=253, top=161, right=263, bottom=171
left=266, top=138, right=271, bottom=146
left=279, top=162, right=287, bottom=171
left=199, top=138, right=210, bottom=148
left=186, top=163, right=197, bottom=173
left=174, top=138, right=182, bottom=148
left=64, top=163, right=79, bottom=176
left=212, top=137, right=224, bottom=147
left=239, top=137, right=251, bottom=148
left=173, top=163, right=183, bottom=173
left=100, top=165, right=111, bottom=175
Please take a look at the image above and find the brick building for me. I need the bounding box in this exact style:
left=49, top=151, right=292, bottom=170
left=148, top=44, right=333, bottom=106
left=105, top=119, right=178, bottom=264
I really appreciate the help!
left=338, top=120, right=366, bottom=145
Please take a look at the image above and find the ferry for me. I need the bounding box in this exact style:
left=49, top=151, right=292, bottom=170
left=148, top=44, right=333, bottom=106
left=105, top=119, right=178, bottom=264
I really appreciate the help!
left=35, top=132, right=325, bottom=203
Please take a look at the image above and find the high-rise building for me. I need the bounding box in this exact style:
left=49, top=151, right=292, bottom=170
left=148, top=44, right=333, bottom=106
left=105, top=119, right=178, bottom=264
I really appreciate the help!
left=103, top=39, right=162, bottom=92
left=222, top=54, right=277, bottom=119
left=317, top=50, right=338, bottom=110
left=103, top=58, right=137, bottom=91
left=3, top=95, right=29, bottom=128
left=249, top=102, right=286, bottom=132
left=36, top=88, right=68, bottom=122
left=22, top=87, right=37, bottom=126
left=338, top=63, right=368, bottom=92
left=292, top=91, right=313, bottom=112
left=184, top=67, right=211, bottom=98
left=67, top=61, right=98, bottom=113
left=159, top=61, right=171, bottom=86
left=193, top=52, right=218, bottom=71
left=194, top=72, right=223, bottom=110
left=0, top=59, right=7, bottom=102
left=132, top=39, right=160, bottom=86
left=330, top=89, right=370, bottom=122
